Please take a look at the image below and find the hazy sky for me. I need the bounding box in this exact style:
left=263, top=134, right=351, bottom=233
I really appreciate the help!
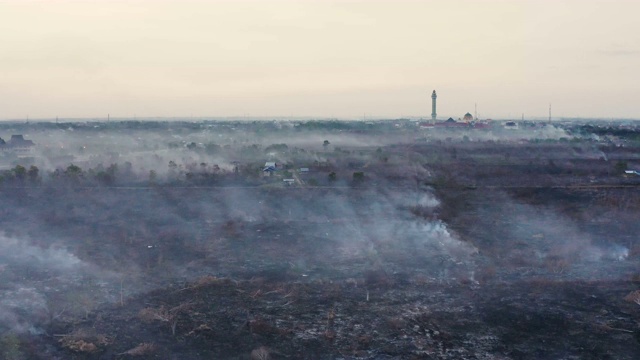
left=1, top=0, right=638, bottom=120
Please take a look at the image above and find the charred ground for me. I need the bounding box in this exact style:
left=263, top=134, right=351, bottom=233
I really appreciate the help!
left=0, top=119, right=639, bottom=359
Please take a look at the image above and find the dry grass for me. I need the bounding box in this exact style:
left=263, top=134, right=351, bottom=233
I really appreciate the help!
left=138, top=306, right=172, bottom=323
left=250, top=346, right=270, bottom=360
left=476, top=265, right=497, bottom=283
left=117, top=343, right=156, bottom=356
left=623, top=290, right=640, bottom=305
left=138, top=302, right=194, bottom=335
left=544, top=256, right=571, bottom=274
left=59, top=339, right=98, bottom=353
left=176, top=275, right=229, bottom=292
left=628, top=245, right=640, bottom=260
left=57, top=328, right=111, bottom=353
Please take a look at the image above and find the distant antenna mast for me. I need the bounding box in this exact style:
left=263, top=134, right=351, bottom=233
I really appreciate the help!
left=475, top=103, right=477, bottom=121
left=549, top=104, right=551, bottom=122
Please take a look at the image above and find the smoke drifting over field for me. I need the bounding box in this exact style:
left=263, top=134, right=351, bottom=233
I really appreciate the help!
left=461, top=191, right=634, bottom=280
left=0, top=287, right=49, bottom=335
left=0, top=186, right=477, bottom=335
left=0, top=234, right=88, bottom=334
left=0, top=120, right=639, bottom=358
left=2, top=120, right=577, bottom=179
left=0, top=234, right=82, bottom=270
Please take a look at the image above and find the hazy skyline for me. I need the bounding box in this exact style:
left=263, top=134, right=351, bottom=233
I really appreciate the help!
left=1, top=0, right=639, bottom=120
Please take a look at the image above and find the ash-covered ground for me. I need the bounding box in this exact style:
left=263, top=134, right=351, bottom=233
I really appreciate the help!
left=0, top=119, right=639, bottom=359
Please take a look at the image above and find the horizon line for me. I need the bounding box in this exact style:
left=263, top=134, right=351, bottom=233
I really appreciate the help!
left=1, top=116, right=639, bottom=123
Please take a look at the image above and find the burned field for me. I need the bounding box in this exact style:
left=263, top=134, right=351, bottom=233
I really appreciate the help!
left=1, top=120, right=640, bottom=359
left=42, top=272, right=640, bottom=360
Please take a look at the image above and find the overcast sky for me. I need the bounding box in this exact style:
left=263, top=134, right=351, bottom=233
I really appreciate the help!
left=1, top=0, right=638, bottom=120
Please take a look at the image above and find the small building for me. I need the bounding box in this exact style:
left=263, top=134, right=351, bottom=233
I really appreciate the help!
left=435, top=118, right=469, bottom=128
left=299, top=167, right=310, bottom=173
left=283, top=178, right=295, bottom=186
left=504, top=121, right=518, bottom=130
left=313, top=160, right=331, bottom=168
left=0, top=134, right=35, bottom=154
left=263, top=162, right=277, bottom=172
left=472, top=121, right=491, bottom=129
left=463, top=112, right=473, bottom=122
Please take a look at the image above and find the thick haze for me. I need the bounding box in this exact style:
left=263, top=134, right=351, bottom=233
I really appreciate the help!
left=1, top=0, right=639, bottom=120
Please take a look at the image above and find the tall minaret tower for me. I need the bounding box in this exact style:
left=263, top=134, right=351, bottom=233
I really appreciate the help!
left=431, top=90, right=437, bottom=121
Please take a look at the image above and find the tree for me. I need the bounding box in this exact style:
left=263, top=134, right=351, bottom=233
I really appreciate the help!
left=205, top=143, right=221, bottom=154
left=27, top=165, right=39, bottom=184
left=323, top=140, right=330, bottom=148
left=328, top=172, right=337, bottom=182
left=12, top=165, right=26, bottom=182
left=149, top=170, right=157, bottom=184
left=168, top=161, right=179, bottom=181
left=65, top=164, right=83, bottom=180
left=615, top=160, right=628, bottom=175
left=352, top=171, right=365, bottom=183
left=95, top=171, right=114, bottom=185
left=265, top=143, right=288, bottom=153
left=106, top=163, right=118, bottom=178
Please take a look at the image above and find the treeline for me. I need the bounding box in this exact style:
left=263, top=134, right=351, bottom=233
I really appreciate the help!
left=0, top=164, right=40, bottom=184
left=0, top=163, right=127, bottom=186
left=580, top=125, right=640, bottom=142
left=0, top=160, right=252, bottom=187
